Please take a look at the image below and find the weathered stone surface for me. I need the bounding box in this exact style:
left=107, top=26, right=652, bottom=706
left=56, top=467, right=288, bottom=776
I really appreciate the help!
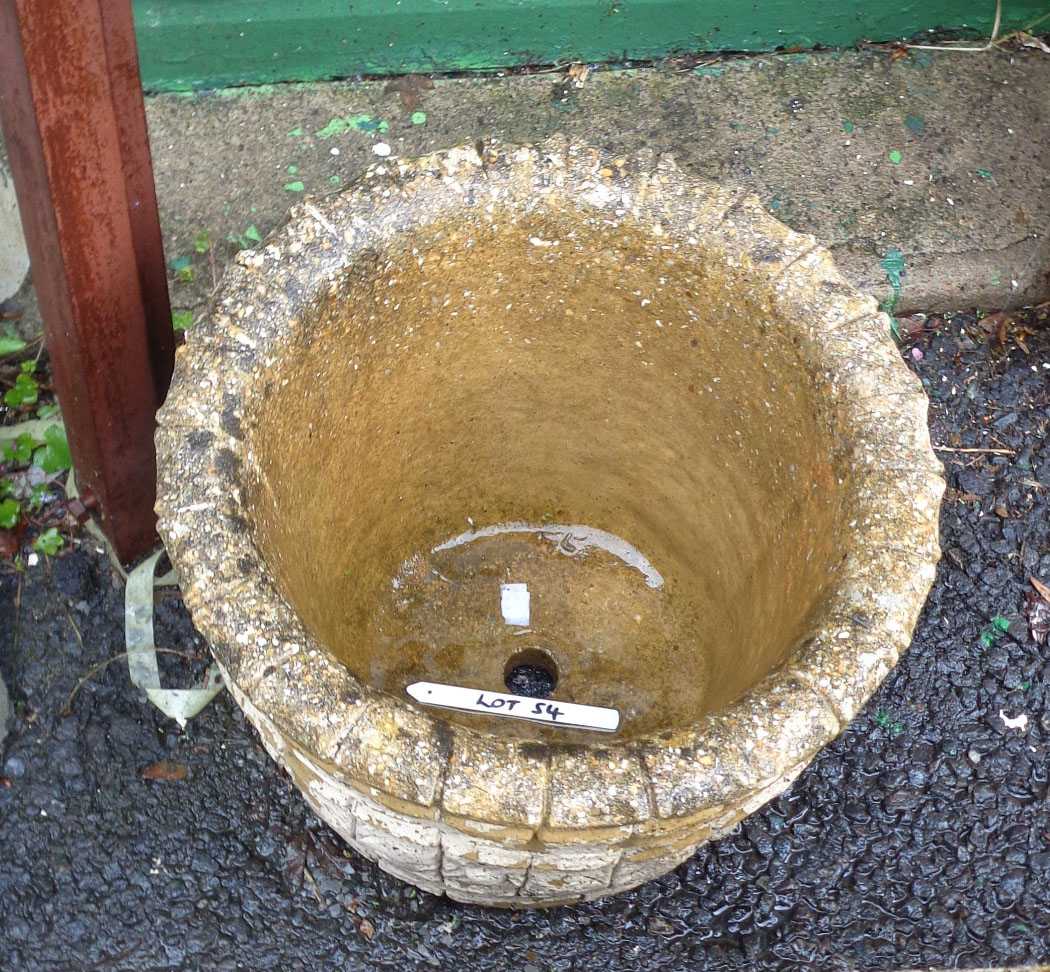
left=156, top=138, right=943, bottom=906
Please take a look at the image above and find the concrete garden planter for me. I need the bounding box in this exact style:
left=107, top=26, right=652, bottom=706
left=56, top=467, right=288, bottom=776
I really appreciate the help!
left=155, top=139, right=943, bottom=906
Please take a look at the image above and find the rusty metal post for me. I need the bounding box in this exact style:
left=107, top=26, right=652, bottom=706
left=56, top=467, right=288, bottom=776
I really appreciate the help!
left=0, top=0, right=174, bottom=563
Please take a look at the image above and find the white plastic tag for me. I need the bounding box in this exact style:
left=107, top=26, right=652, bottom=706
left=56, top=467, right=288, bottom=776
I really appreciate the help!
left=407, top=681, right=620, bottom=732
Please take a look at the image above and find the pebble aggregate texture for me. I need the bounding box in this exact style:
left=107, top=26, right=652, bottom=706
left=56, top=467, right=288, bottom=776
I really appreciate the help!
left=154, top=139, right=943, bottom=905
left=1, top=305, right=1049, bottom=968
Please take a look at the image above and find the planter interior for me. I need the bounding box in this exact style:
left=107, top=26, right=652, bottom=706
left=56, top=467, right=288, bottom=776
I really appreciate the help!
left=250, top=211, right=850, bottom=740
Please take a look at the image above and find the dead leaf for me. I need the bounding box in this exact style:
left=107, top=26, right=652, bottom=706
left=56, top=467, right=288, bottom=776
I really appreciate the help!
left=1017, top=31, right=1050, bottom=53
left=1026, top=579, right=1050, bottom=645
left=138, top=759, right=187, bottom=781
left=567, top=62, right=590, bottom=86
left=896, top=312, right=928, bottom=340
left=357, top=917, right=376, bottom=940
left=979, top=310, right=1010, bottom=347
left=384, top=75, right=433, bottom=113
left=310, top=831, right=356, bottom=880
left=284, top=832, right=307, bottom=888
left=0, top=527, right=22, bottom=558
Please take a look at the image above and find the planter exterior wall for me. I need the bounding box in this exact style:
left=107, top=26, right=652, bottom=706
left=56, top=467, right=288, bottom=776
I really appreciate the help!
left=156, top=139, right=943, bottom=906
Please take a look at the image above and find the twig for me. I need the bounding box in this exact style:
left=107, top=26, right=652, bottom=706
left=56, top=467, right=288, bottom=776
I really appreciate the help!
left=61, top=648, right=186, bottom=716
left=933, top=445, right=1016, bottom=455
left=302, top=864, right=326, bottom=907
left=1021, top=9, right=1050, bottom=35
left=62, top=603, right=84, bottom=655
left=907, top=0, right=1002, bottom=51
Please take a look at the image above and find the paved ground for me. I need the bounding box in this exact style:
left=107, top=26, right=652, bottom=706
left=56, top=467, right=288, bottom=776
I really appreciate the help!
left=4, top=47, right=1050, bottom=339
left=2, top=45, right=1050, bottom=971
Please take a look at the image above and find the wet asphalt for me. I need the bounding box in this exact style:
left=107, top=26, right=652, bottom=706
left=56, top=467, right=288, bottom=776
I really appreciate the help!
left=1, top=312, right=1049, bottom=970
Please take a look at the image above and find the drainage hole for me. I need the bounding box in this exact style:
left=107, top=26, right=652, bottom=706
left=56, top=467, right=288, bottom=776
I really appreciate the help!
left=503, top=648, right=558, bottom=698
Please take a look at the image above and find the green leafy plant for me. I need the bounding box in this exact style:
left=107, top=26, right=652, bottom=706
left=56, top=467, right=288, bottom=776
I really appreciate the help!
left=26, top=483, right=48, bottom=512
left=172, top=310, right=195, bottom=332
left=3, top=432, right=35, bottom=464
left=33, top=424, right=71, bottom=474
left=33, top=527, right=63, bottom=555
left=0, top=497, right=21, bottom=529
left=4, top=361, right=39, bottom=408
left=194, top=227, right=213, bottom=254
left=0, top=333, right=27, bottom=357
left=170, top=256, right=193, bottom=282
left=227, top=224, right=262, bottom=250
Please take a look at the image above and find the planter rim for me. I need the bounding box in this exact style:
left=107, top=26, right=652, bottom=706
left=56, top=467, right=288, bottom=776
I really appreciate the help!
left=156, top=137, right=944, bottom=840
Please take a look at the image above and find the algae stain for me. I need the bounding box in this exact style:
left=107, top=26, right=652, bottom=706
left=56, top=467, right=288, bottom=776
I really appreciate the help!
left=904, top=115, right=925, bottom=134
left=888, top=149, right=902, bottom=165
left=316, top=115, right=389, bottom=138
left=284, top=180, right=305, bottom=193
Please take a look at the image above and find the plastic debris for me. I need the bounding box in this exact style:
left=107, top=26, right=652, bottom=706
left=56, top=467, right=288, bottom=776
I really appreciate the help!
left=125, top=547, right=224, bottom=728
left=999, top=709, right=1028, bottom=732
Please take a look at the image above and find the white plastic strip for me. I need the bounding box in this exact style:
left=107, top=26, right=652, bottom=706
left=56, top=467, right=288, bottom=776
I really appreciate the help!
left=125, top=548, right=224, bottom=728
left=407, top=681, right=620, bottom=732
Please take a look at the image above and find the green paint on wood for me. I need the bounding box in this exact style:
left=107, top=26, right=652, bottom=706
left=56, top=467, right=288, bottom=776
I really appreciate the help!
left=880, top=247, right=907, bottom=333
left=130, top=0, right=1049, bottom=90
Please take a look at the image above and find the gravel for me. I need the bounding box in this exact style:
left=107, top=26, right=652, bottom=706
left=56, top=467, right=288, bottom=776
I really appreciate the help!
left=1, top=313, right=1048, bottom=970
